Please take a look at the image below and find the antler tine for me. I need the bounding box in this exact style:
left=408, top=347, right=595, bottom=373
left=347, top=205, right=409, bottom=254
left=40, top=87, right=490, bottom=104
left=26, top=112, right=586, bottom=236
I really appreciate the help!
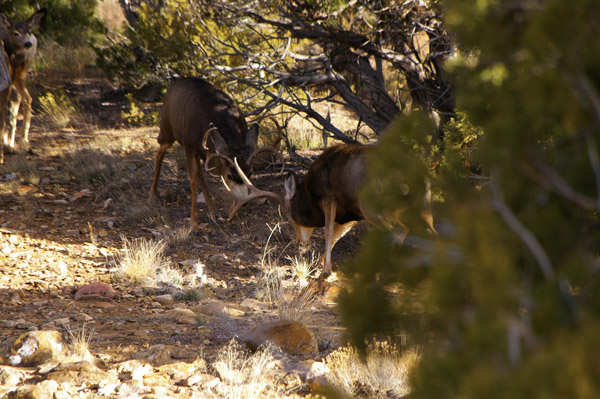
left=233, top=157, right=255, bottom=187
left=248, top=117, right=286, bottom=173
left=248, top=148, right=285, bottom=173
left=202, top=125, right=219, bottom=152
left=226, top=155, right=284, bottom=220
left=205, top=153, right=234, bottom=177
left=227, top=188, right=284, bottom=221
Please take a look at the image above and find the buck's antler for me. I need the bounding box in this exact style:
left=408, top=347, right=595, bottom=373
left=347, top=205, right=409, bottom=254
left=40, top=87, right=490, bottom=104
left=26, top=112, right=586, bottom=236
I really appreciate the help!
left=225, top=157, right=284, bottom=221
left=247, top=118, right=285, bottom=172
left=202, top=126, right=235, bottom=177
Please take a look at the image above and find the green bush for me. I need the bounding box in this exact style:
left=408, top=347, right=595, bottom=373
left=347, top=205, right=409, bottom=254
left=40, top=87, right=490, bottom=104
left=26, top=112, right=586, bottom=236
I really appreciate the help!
left=340, top=0, right=600, bottom=398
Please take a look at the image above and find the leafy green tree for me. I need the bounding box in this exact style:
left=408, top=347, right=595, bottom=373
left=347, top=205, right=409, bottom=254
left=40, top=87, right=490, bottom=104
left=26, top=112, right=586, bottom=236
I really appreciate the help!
left=340, top=0, right=600, bottom=397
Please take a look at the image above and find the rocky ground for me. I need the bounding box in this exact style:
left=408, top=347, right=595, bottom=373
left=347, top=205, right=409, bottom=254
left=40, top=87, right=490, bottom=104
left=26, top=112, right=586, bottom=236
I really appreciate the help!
left=0, top=69, right=380, bottom=398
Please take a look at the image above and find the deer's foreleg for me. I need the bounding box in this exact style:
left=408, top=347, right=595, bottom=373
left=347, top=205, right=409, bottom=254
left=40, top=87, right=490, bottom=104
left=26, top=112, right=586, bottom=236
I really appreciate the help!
left=5, top=87, right=20, bottom=149
left=19, top=86, right=32, bottom=144
left=0, top=87, right=9, bottom=163
left=321, top=198, right=337, bottom=278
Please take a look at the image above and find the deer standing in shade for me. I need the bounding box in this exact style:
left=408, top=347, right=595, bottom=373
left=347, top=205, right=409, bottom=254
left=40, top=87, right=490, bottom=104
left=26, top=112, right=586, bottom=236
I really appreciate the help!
left=284, top=144, right=437, bottom=278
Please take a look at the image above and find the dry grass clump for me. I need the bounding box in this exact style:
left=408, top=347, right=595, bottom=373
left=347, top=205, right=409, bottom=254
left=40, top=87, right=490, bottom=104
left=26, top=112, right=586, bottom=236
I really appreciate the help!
left=115, top=236, right=167, bottom=284
left=38, top=90, right=78, bottom=129
left=256, top=223, right=318, bottom=323
left=323, top=341, right=420, bottom=399
left=289, top=252, right=319, bottom=287
left=259, top=266, right=317, bottom=325
left=65, top=324, right=96, bottom=362
left=115, top=235, right=207, bottom=298
left=212, top=339, right=302, bottom=399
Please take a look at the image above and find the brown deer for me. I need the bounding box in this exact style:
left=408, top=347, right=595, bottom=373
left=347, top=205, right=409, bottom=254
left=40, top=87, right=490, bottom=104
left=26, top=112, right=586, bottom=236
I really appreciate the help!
left=149, top=77, right=283, bottom=230
left=0, top=8, right=47, bottom=162
left=284, top=144, right=436, bottom=278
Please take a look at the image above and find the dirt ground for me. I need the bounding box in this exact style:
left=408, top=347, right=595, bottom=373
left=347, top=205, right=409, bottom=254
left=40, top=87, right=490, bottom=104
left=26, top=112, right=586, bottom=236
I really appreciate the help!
left=0, top=68, right=364, bottom=370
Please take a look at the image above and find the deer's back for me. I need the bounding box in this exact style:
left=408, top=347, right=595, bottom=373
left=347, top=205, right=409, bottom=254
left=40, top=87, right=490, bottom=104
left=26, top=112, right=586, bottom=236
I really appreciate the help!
left=159, top=77, right=248, bottom=151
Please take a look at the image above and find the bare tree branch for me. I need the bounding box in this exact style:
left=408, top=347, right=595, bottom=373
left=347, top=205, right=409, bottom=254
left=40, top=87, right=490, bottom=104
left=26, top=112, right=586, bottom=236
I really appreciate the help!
left=490, top=171, right=555, bottom=281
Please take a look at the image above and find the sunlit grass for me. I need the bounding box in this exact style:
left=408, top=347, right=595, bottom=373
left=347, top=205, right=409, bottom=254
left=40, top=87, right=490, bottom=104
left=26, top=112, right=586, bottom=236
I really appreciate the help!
left=213, top=339, right=302, bottom=399
left=323, top=340, right=420, bottom=398
left=289, top=252, right=318, bottom=287
left=38, top=90, right=78, bottom=129
left=65, top=324, right=96, bottom=362
left=115, top=236, right=167, bottom=284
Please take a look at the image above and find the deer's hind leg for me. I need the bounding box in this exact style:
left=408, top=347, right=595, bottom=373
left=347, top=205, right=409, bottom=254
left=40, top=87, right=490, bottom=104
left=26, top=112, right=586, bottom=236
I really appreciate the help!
left=149, top=142, right=173, bottom=201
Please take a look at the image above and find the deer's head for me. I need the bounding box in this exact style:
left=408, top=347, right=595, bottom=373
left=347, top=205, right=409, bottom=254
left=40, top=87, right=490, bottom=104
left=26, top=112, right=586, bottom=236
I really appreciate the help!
left=0, top=8, right=46, bottom=64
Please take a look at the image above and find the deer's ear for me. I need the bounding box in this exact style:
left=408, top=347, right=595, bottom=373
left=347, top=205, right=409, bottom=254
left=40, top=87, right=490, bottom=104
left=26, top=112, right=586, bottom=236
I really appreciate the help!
left=212, top=130, right=228, bottom=154
left=0, top=14, right=10, bottom=30
left=26, top=8, right=47, bottom=30
left=284, top=172, right=297, bottom=200
left=245, top=123, right=259, bottom=149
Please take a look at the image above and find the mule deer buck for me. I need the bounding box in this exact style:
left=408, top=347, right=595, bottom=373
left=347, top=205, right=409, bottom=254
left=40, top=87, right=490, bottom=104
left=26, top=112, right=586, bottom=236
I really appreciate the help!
left=149, top=77, right=283, bottom=231
left=284, top=144, right=437, bottom=278
left=0, top=8, right=47, bottom=163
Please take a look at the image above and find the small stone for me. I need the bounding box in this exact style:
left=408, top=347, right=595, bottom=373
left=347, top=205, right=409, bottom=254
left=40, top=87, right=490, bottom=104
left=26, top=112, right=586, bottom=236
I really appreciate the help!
left=166, top=308, right=197, bottom=324
left=12, top=384, right=42, bottom=399
left=183, top=373, right=207, bottom=387
left=51, top=261, right=68, bottom=275
left=155, top=294, right=175, bottom=306
left=240, top=298, right=268, bottom=311
left=73, top=313, right=94, bottom=323
left=207, top=254, right=227, bottom=266
left=53, top=390, right=71, bottom=399
left=10, top=292, right=21, bottom=304
left=131, top=344, right=172, bottom=366
left=0, top=243, right=11, bottom=255
left=151, top=386, right=169, bottom=395
left=0, top=366, right=24, bottom=386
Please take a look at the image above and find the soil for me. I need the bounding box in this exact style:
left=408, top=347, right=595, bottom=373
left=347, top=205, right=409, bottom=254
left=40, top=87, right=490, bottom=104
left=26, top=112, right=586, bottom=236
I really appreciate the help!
left=0, top=68, right=363, bottom=374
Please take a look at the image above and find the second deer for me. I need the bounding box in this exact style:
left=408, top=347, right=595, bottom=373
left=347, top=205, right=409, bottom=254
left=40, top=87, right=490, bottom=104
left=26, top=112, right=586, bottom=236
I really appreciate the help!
left=0, top=8, right=47, bottom=163
left=284, top=144, right=437, bottom=278
left=149, top=77, right=283, bottom=231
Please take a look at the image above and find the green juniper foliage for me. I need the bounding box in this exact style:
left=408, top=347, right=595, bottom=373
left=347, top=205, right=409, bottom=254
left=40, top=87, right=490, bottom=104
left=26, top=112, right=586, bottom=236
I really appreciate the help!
left=340, top=0, right=600, bottom=398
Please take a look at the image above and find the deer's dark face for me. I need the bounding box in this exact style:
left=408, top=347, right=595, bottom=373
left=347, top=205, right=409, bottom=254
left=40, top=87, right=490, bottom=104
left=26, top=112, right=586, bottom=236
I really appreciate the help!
left=284, top=172, right=315, bottom=247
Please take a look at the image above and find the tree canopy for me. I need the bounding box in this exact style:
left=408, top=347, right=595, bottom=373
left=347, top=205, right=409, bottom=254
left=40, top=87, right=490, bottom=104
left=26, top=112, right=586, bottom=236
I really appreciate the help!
left=97, top=0, right=455, bottom=142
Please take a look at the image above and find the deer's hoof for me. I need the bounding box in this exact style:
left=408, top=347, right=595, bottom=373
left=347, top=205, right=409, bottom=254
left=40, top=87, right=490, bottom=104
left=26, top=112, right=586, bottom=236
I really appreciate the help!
left=317, top=271, right=331, bottom=281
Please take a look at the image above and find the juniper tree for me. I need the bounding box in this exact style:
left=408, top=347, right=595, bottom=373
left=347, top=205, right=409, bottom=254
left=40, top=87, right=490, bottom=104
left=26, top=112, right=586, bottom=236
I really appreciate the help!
left=339, top=0, right=600, bottom=397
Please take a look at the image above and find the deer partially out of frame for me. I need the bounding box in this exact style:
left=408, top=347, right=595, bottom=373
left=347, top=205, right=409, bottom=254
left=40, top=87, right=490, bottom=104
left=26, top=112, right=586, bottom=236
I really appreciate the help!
left=0, top=8, right=47, bottom=163
left=149, top=77, right=283, bottom=231
left=284, top=144, right=437, bottom=278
